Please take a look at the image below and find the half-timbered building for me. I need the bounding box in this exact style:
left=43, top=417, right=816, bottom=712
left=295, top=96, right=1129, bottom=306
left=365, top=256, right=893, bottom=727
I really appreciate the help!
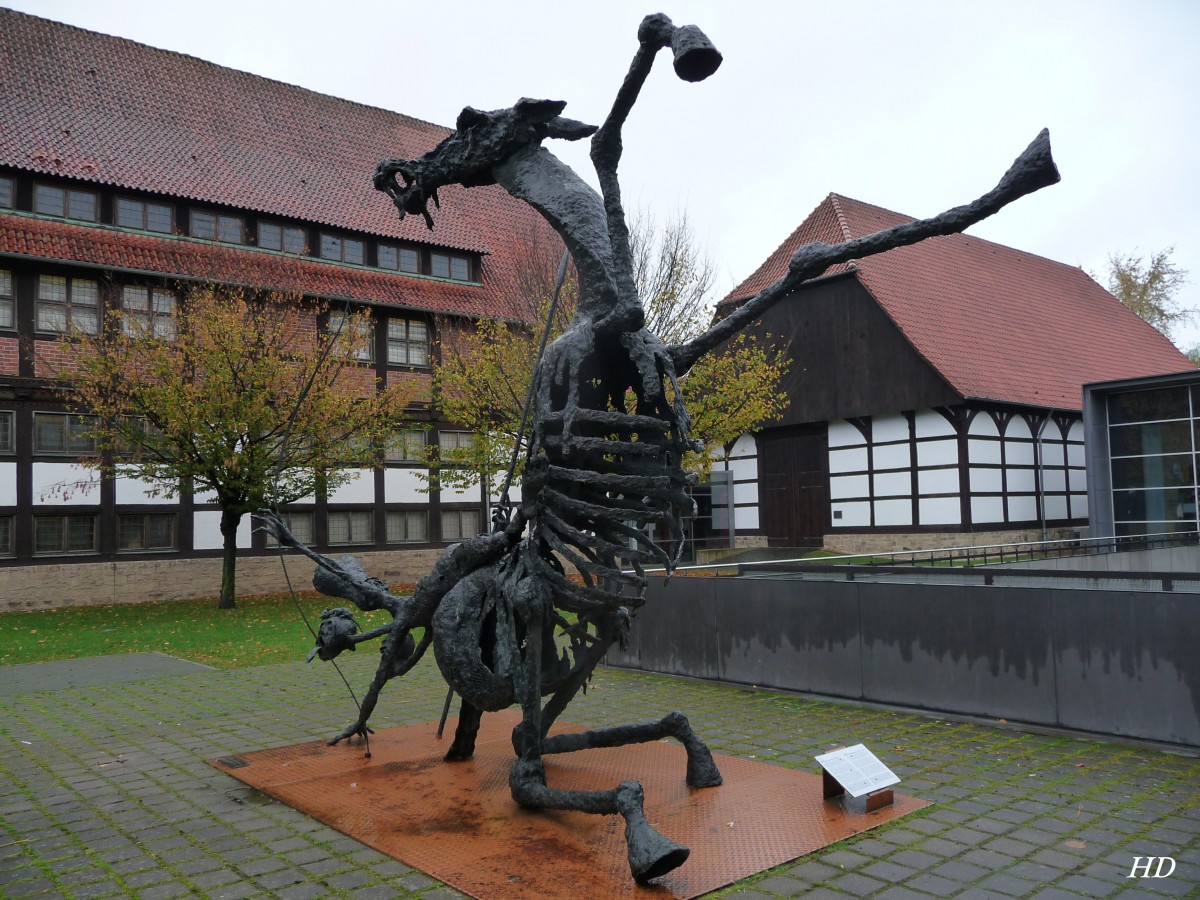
left=0, top=9, right=555, bottom=606
left=715, top=193, right=1195, bottom=554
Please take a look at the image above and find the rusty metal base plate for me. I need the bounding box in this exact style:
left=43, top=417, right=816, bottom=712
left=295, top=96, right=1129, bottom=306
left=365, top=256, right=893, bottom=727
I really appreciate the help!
left=210, top=711, right=928, bottom=898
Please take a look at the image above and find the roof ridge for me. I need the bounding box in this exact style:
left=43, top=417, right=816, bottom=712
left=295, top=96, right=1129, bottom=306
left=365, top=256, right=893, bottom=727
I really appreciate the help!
left=0, top=7, right=451, bottom=136
left=826, top=193, right=855, bottom=242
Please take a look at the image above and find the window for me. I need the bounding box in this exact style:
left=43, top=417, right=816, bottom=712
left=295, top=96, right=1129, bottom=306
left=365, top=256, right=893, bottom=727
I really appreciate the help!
left=439, top=431, right=476, bottom=452
left=121, top=286, right=177, bottom=340
left=118, top=513, right=176, bottom=551
left=378, top=244, right=420, bottom=274
left=34, top=412, right=97, bottom=455
left=116, top=198, right=173, bottom=233
left=265, top=510, right=315, bottom=547
left=387, top=318, right=428, bottom=367
left=328, top=310, right=374, bottom=362
left=191, top=210, right=244, bottom=243
left=386, top=429, right=425, bottom=463
left=36, top=276, right=99, bottom=334
left=431, top=252, right=471, bottom=281
left=0, top=411, right=13, bottom=453
left=259, top=222, right=306, bottom=254
left=387, top=510, right=428, bottom=543
left=327, top=510, right=373, bottom=545
left=34, top=514, right=97, bottom=555
left=0, top=268, right=12, bottom=330
left=441, top=508, right=481, bottom=541
left=320, top=234, right=365, bottom=265
left=0, top=516, right=12, bottom=557
left=0, top=176, right=13, bottom=209
left=34, top=184, right=98, bottom=222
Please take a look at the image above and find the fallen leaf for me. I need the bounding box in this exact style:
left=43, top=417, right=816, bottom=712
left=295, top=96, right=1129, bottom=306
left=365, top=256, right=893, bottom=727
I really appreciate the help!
left=1065, top=840, right=1087, bottom=849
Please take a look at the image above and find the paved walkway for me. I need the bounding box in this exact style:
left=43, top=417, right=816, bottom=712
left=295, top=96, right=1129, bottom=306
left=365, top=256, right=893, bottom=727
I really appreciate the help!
left=0, top=652, right=1197, bottom=898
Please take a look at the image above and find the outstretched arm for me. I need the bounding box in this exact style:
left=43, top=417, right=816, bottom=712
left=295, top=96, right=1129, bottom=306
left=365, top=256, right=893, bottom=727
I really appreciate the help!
left=671, top=128, right=1060, bottom=374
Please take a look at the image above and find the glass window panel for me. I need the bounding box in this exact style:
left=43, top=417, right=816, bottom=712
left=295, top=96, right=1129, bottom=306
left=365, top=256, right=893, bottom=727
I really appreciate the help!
left=34, top=184, right=64, bottom=216
left=351, top=511, right=373, bottom=543
left=38, top=275, right=67, bottom=303
left=217, top=215, right=242, bottom=243
left=1110, top=421, right=1192, bottom=457
left=439, top=431, right=475, bottom=451
left=146, top=203, right=173, bottom=233
left=145, top=515, right=174, bottom=549
left=122, top=286, right=149, bottom=311
left=386, top=429, right=424, bottom=462
left=34, top=517, right=64, bottom=553
left=191, top=210, right=216, bottom=239
left=1108, top=387, right=1189, bottom=425
left=67, top=191, right=96, bottom=221
left=67, top=417, right=96, bottom=453
left=320, top=234, right=340, bottom=260
left=73, top=307, right=99, bottom=334
left=259, top=222, right=282, bottom=250
left=0, top=270, right=11, bottom=330
left=0, top=516, right=12, bottom=556
left=387, top=510, right=428, bottom=543
left=378, top=244, right=398, bottom=270
left=119, top=516, right=144, bottom=549
left=116, top=198, right=143, bottom=228
left=0, top=176, right=12, bottom=208
left=34, top=414, right=65, bottom=453
left=66, top=516, right=95, bottom=551
left=152, top=291, right=175, bottom=314
left=1113, top=488, right=1197, bottom=523
left=265, top=511, right=314, bottom=547
left=450, top=256, right=469, bottom=281
left=283, top=227, right=306, bottom=254
left=72, top=280, right=98, bottom=306
left=0, top=269, right=10, bottom=297
left=430, top=253, right=450, bottom=279
left=0, top=411, right=13, bottom=452
left=1111, top=454, right=1194, bottom=490
left=36, top=303, right=67, bottom=332
left=343, top=239, right=364, bottom=265
left=399, top=248, right=419, bottom=273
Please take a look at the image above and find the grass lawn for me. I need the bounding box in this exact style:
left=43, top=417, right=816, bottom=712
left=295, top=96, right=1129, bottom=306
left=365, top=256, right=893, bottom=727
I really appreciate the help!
left=0, top=591, right=405, bottom=670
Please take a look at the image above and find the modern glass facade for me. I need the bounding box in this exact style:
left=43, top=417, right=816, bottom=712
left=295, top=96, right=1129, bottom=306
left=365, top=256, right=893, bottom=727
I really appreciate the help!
left=1096, top=378, right=1200, bottom=536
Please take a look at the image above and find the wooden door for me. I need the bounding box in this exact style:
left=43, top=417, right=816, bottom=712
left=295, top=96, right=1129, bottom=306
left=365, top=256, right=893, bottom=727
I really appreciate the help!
left=758, top=424, right=830, bottom=547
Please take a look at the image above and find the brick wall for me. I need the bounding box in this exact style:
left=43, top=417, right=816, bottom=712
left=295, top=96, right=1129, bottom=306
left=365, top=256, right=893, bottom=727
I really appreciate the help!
left=0, top=335, right=18, bottom=375
left=822, top=527, right=1081, bottom=556
left=0, top=547, right=444, bottom=611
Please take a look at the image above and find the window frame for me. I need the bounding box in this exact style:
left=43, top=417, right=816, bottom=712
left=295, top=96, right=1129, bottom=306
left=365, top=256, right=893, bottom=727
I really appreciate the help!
left=121, top=285, right=178, bottom=340
left=438, top=431, right=476, bottom=453
left=115, top=197, right=174, bottom=234
left=0, top=175, right=13, bottom=209
left=328, top=309, right=375, bottom=362
left=0, top=515, right=12, bottom=558
left=33, top=183, right=98, bottom=222
left=378, top=243, right=421, bottom=274
left=386, top=509, right=429, bottom=543
left=33, top=412, right=98, bottom=456
left=440, top=507, right=481, bottom=542
left=385, top=429, right=426, bottom=463
left=0, top=410, right=13, bottom=454
left=117, top=512, right=177, bottom=552
left=430, top=252, right=472, bottom=282
left=258, top=222, right=307, bottom=254
left=36, top=275, right=100, bottom=334
left=319, top=233, right=365, bottom=265
left=190, top=209, right=245, bottom=244
left=386, top=317, right=429, bottom=367
left=264, top=510, right=316, bottom=548
left=0, top=268, right=13, bottom=331
left=33, top=514, right=98, bottom=555
left=326, top=509, right=375, bottom=545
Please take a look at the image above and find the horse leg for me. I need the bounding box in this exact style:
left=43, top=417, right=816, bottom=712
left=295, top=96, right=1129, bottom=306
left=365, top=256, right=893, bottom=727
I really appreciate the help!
left=445, top=697, right=484, bottom=761
left=541, top=711, right=722, bottom=788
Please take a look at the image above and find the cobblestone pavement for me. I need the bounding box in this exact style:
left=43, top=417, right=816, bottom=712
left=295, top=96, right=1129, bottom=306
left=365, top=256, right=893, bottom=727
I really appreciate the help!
left=1, top=652, right=1197, bottom=898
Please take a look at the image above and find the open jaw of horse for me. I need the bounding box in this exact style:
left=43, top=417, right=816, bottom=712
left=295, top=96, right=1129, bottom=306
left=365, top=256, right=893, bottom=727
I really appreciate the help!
left=257, top=11, right=1059, bottom=884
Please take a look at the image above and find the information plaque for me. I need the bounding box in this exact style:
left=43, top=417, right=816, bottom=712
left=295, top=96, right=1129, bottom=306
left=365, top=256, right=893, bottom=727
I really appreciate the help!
left=814, top=744, right=899, bottom=799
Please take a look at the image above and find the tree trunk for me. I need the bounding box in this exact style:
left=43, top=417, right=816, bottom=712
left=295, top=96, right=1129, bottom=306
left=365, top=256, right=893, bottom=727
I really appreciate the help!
left=218, top=506, right=243, bottom=610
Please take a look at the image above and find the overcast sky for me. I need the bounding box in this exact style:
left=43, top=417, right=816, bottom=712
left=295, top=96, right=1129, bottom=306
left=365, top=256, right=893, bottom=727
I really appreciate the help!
left=9, top=0, right=1200, bottom=345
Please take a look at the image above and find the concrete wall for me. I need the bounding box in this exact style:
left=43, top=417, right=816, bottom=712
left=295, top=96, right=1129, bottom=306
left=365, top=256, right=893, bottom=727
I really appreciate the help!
left=822, top=527, right=1080, bottom=556
left=0, top=548, right=442, bottom=611
left=607, top=575, right=1200, bottom=747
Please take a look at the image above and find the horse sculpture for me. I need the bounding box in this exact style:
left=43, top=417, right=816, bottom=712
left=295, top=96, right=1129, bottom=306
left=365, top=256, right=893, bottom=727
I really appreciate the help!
left=258, top=12, right=1060, bottom=882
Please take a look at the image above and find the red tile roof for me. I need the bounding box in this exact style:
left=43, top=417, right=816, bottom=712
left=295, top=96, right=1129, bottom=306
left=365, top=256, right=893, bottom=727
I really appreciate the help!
left=0, top=8, right=558, bottom=321
left=723, top=193, right=1195, bottom=411
left=0, top=211, right=526, bottom=320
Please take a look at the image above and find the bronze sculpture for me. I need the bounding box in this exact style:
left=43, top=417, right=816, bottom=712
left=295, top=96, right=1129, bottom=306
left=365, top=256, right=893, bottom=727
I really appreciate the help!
left=259, top=11, right=1059, bottom=882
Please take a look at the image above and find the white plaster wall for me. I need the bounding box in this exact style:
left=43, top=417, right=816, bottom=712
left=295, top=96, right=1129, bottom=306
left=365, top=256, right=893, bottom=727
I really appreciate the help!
left=970, top=468, right=1003, bottom=492
left=1044, top=496, right=1069, bottom=520
left=729, top=434, right=758, bottom=458
left=1007, top=467, right=1036, bottom=493
left=919, top=497, right=961, bottom=525
left=0, top=462, right=15, bottom=506
left=734, top=507, right=760, bottom=530
left=385, top=468, right=429, bottom=503
left=1006, top=441, right=1035, bottom=466
left=193, top=510, right=252, bottom=549
left=872, top=414, right=909, bottom=444
left=830, top=474, right=869, bottom=500
left=832, top=501, right=871, bottom=527
left=32, top=463, right=100, bottom=505
left=972, top=496, right=1005, bottom=523
left=874, top=499, right=912, bottom=526
left=828, top=420, right=866, bottom=448
left=1008, top=495, right=1038, bottom=520
left=487, top=481, right=522, bottom=504
left=443, top=475, right=482, bottom=502
left=874, top=472, right=911, bottom=497
left=1006, top=417, right=1033, bottom=440
left=1067, top=442, right=1085, bottom=467
left=1069, top=468, right=1088, bottom=492
left=917, top=439, right=957, bottom=467
left=969, top=414, right=999, bottom=437
left=1040, top=438, right=1066, bottom=468
left=1043, top=470, right=1067, bottom=493
left=1072, top=494, right=1089, bottom=517
left=969, top=439, right=1001, bottom=464
left=732, top=481, right=759, bottom=505
left=914, top=410, right=956, bottom=437
left=918, top=468, right=957, bottom=494
left=829, top=447, right=868, bottom=473
left=872, top=442, right=911, bottom=470
left=327, top=469, right=376, bottom=505
left=115, top=475, right=177, bottom=505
